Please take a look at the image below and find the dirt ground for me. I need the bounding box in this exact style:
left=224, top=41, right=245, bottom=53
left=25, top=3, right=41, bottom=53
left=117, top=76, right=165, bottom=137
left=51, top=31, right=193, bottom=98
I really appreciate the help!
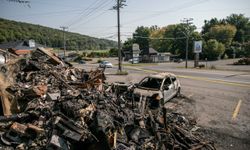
left=74, top=61, right=250, bottom=150
left=166, top=96, right=250, bottom=150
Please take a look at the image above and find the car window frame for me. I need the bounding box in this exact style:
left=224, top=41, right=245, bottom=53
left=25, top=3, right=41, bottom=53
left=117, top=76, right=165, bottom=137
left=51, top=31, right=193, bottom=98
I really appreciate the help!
left=138, top=77, right=163, bottom=90
left=162, top=77, right=172, bottom=90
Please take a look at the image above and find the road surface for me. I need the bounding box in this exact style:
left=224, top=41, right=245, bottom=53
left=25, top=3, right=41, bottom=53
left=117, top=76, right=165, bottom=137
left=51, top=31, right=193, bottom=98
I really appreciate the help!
left=75, top=63, right=250, bottom=149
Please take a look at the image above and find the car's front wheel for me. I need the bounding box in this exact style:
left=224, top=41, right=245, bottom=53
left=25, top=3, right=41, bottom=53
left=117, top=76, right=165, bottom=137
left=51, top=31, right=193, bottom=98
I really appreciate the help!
left=176, top=87, right=181, bottom=97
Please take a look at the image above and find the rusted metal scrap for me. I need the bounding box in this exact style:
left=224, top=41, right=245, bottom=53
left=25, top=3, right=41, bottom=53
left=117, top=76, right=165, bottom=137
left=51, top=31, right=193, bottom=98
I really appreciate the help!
left=0, top=48, right=215, bottom=150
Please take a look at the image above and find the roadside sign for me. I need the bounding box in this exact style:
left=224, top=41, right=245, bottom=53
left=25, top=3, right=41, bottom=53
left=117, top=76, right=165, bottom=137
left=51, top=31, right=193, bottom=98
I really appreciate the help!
left=194, top=41, right=202, bottom=53
left=132, top=44, right=140, bottom=51
left=133, top=54, right=139, bottom=57
left=132, top=43, right=140, bottom=64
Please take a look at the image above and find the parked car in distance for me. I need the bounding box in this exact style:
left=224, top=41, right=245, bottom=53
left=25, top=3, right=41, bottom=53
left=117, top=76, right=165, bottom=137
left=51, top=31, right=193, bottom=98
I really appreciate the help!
left=133, top=72, right=181, bottom=108
left=172, top=58, right=183, bottom=63
left=128, top=59, right=133, bottom=63
left=99, top=61, right=113, bottom=68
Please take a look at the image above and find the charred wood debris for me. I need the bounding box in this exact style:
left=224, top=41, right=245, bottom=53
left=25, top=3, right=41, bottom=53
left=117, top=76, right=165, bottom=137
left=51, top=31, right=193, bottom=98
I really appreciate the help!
left=0, top=48, right=215, bottom=150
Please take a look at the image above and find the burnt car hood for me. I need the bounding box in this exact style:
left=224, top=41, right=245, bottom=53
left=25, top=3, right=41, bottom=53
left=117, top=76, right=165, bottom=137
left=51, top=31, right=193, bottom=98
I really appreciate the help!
left=133, top=87, right=163, bottom=98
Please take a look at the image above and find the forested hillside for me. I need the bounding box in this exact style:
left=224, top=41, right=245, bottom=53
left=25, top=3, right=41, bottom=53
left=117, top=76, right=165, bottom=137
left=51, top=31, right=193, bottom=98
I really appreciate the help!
left=0, top=18, right=117, bottom=50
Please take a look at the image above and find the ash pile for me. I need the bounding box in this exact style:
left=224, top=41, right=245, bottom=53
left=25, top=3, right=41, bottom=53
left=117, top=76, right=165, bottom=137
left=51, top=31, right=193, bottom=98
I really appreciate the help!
left=0, top=48, right=215, bottom=150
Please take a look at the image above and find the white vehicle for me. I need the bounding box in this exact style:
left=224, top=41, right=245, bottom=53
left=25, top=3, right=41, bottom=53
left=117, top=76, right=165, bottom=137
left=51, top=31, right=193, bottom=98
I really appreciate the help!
left=133, top=72, right=181, bottom=107
left=99, top=61, right=113, bottom=68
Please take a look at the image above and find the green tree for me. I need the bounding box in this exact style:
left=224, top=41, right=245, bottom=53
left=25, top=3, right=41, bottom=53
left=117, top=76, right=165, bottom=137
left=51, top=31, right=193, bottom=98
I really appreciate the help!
left=148, top=23, right=199, bottom=59
left=150, top=27, right=166, bottom=51
left=109, top=48, right=118, bottom=57
left=208, top=24, right=236, bottom=47
left=226, top=14, right=250, bottom=42
left=122, top=38, right=134, bottom=51
left=0, top=18, right=117, bottom=50
left=202, top=18, right=226, bottom=35
left=204, top=39, right=225, bottom=60
left=133, top=26, right=150, bottom=52
left=164, top=23, right=197, bottom=58
left=243, top=41, right=250, bottom=57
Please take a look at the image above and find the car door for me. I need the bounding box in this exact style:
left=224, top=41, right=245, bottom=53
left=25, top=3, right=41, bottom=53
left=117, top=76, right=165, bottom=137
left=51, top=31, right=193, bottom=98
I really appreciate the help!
left=170, top=76, right=178, bottom=95
left=170, top=76, right=178, bottom=89
left=163, top=77, right=175, bottom=103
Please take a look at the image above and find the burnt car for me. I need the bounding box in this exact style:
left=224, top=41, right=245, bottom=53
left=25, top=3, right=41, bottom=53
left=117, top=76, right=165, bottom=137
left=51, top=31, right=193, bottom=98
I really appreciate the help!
left=133, top=72, right=181, bottom=108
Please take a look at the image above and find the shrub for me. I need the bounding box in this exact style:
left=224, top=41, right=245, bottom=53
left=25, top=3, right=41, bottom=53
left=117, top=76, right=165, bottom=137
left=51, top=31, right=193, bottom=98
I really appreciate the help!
left=210, top=65, right=216, bottom=69
left=116, top=70, right=128, bottom=75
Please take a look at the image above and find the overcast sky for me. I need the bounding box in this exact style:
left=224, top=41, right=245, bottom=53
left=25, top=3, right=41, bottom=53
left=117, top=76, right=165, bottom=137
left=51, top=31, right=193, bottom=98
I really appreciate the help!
left=0, top=0, right=250, bottom=41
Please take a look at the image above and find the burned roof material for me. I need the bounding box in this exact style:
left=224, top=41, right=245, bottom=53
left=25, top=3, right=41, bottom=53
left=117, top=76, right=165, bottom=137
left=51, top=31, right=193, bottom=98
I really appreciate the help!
left=0, top=48, right=215, bottom=150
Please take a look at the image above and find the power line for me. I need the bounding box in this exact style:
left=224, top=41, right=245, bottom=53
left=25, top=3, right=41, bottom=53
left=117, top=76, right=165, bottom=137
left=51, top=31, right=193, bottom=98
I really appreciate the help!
left=64, top=0, right=103, bottom=26
left=70, top=0, right=115, bottom=31
left=83, top=0, right=112, bottom=18
left=70, top=9, right=110, bottom=30
left=122, top=0, right=207, bottom=25
left=6, top=9, right=83, bottom=17
left=133, top=35, right=186, bottom=40
left=31, top=0, right=81, bottom=9
left=121, top=34, right=187, bottom=40
left=88, top=0, right=205, bottom=39
left=67, top=0, right=112, bottom=27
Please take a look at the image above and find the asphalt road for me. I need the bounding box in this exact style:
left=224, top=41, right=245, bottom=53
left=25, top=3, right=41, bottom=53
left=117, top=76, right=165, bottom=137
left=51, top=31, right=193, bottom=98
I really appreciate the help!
left=75, top=63, right=250, bottom=149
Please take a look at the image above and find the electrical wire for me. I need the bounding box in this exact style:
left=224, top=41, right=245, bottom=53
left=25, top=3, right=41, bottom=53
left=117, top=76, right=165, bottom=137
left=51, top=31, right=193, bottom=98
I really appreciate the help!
left=67, top=0, right=113, bottom=27
left=64, top=0, right=103, bottom=26
left=125, top=35, right=187, bottom=40
left=7, top=9, right=84, bottom=18
left=122, top=0, right=208, bottom=25
left=86, top=0, right=207, bottom=39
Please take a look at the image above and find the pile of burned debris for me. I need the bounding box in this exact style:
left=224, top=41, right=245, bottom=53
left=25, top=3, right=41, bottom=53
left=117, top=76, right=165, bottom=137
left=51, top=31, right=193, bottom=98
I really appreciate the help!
left=0, top=48, right=215, bottom=150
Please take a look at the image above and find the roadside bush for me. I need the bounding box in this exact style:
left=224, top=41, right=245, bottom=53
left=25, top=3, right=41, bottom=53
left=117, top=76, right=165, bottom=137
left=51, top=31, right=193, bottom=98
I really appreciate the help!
left=203, top=39, right=225, bottom=60
left=73, top=55, right=82, bottom=62
left=89, top=52, right=109, bottom=58
left=198, top=64, right=205, bottom=68
left=97, top=59, right=103, bottom=63
left=116, top=70, right=128, bottom=75
left=210, top=65, right=216, bottom=69
left=82, top=58, right=92, bottom=61
left=109, top=48, right=118, bottom=57
left=233, top=57, right=250, bottom=65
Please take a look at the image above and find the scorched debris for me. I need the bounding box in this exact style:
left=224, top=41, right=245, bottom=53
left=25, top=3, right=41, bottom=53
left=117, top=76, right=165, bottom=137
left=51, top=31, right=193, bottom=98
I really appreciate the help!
left=0, top=48, right=215, bottom=150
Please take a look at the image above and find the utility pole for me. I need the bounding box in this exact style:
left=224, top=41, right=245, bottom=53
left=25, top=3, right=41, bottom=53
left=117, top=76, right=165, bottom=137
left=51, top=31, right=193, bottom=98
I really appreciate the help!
left=113, top=0, right=126, bottom=73
left=181, top=18, right=193, bottom=69
left=60, top=26, right=68, bottom=57
left=117, top=0, right=122, bottom=72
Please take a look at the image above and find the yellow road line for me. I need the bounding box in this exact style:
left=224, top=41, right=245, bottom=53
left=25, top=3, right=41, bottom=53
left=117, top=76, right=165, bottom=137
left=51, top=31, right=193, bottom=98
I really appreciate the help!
left=178, top=75, right=250, bottom=88
left=125, top=66, right=157, bottom=73
left=232, top=99, right=242, bottom=120
left=125, top=66, right=250, bottom=88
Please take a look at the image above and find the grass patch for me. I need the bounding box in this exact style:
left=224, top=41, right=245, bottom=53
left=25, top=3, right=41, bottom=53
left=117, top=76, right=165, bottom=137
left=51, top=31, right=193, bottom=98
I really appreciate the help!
left=176, top=66, right=194, bottom=69
left=97, top=59, right=103, bottom=63
left=210, top=65, right=216, bottom=69
left=118, top=63, right=158, bottom=67
left=116, top=70, right=128, bottom=75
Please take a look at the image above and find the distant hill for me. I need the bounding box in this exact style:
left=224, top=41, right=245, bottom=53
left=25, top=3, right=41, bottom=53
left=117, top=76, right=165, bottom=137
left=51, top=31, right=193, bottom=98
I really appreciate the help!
left=0, top=18, right=117, bottom=50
